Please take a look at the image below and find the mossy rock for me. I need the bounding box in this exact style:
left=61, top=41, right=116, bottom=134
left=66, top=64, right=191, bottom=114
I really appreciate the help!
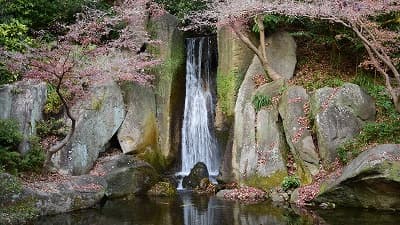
left=243, top=170, right=287, bottom=192
left=147, top=181, right=177, bottom=197
left=0, top=173, right=39, bottom=225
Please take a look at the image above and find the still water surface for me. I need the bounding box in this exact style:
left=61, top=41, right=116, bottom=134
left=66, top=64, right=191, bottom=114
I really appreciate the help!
left=32, top=192, right=400, bottom=225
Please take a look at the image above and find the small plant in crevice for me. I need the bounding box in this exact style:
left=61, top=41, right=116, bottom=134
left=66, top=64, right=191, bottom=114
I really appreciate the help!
left=44, top=85, right=65, bottom=116
left=252, top=94, right=272, bottom=112
left=36, top=118, right=68, bottom=139
left=281, top=175, right=300, bottom=191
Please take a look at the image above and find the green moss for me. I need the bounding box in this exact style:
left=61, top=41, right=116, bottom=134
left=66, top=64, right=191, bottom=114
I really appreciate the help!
left=140, top=148, right=168, bottom=173
left=148, top=181, right=177, bottom=197
left=0, top=173, right=22, bottom=198
left=243, top=170, right=287, bottom=192
left=0, top=197, right=39, bottom=225
left=216, top=69, right=243, bottom=118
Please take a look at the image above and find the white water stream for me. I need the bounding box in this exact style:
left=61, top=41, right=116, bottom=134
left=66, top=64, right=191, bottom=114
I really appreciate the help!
left=177, top=37, right=220, bottom=188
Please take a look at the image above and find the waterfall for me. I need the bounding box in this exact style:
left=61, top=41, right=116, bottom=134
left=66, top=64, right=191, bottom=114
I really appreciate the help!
left=177, top=37, right=219, bottom=182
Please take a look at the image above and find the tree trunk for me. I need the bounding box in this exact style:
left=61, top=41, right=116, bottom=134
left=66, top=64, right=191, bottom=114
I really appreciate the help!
left=42, top=83, right=76, bottom=172
left=230, top=21, right=283, bottom=81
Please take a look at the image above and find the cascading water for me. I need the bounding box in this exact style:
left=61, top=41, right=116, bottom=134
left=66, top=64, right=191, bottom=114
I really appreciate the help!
left=177, top=37, right=219, bottom=187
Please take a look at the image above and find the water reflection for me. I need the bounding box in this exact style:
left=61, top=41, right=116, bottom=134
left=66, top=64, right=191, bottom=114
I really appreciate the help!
left=31, top=192, right=400, bottom=225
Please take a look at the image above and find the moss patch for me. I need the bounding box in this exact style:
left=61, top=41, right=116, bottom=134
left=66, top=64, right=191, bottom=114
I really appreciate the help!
left=216, top=69, right=243, bottom=118
left=0, top=197, right=39, bottom=225
left=243, top=170, right=287, bottom=192
left=139, top=148, right=168, bottom=173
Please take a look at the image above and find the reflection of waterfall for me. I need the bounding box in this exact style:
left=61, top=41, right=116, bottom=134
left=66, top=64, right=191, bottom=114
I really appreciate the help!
left=181, top=193, right=217, bottom=225
left=178, top=37, right=220, bottom=180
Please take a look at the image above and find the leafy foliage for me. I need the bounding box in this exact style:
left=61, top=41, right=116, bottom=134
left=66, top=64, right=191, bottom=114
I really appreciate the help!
left=0, top=119, right=23, bottom=148
left=155, top=0, right=207, bottom=18
left=36, top=118, right=68, bottom=139
left=281, top=175, right=300, bottom=191
left=0, top=19, right=34, bottom=51
left=0, top=0, right=110, bottom=30
left=252, top=94, right=272, bottom=112
left=0, top=63, right=20, bottom=85
left=44, top=85, right=65, bottom=115
left=0, top=119, right=44, bottom=173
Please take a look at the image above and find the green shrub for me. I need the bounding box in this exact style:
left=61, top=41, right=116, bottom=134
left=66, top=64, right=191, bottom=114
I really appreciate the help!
left=281, top=176, right=300, bottom=191
left=19, top=137, right=45, bottom=173
left=0, top=63, right=21, bottom=85
left=44, top=85, right=64, bottom=115
left=0, top=19, right=33, bottom=51
left=0, top=0, right=109, bottom=30
left=252, top=94, right=272, bottom=112
left=0, top=119, right=23, bottom=147
left=0, top=119, right=44, bottom=173
left=36, top=118, right=67, bottom=138
left=155, top=0, right=207, bottom=18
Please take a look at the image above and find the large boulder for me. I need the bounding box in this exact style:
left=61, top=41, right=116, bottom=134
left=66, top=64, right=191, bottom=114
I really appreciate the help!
left=1, top=154, right=159, bottom=224
left=265, top=31, right=297, bottom=80
left=0, top=80, right=47, bottom=154
left=148, top=12, right=186, bottom=165
left=232, top=56, right=288, bottom=190
left=182, top=162, right=209, bottom=189
left=0, top=172, right=106, bottom=225
left=314, top=144, right=400, bottom=210
left=279, top=86, right=319, bottom=183
left=96, top=154, right=159, bottom=198
left=55, top=80, right=125, bottom=175
left=29, top=175, right=106, bottom=215
left=311, top=83, right=376, bottom=166
left=117, top=82, right=157, bottom=155
left=217, top=25, right=257, bottom=119
left=232, top=56, right=261, bottom=180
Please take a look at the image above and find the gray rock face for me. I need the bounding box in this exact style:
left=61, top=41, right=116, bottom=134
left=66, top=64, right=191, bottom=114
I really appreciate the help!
left=182, top=162, right=209, bottom=189
left=149, top=12, right=185, bottom=162
left=56, top=81, right=125, bottom=175
left=0, top=80, right=47, bottom=154
left=311, top=83, right=376, bottom=166
left=279, top=86, right=319, bottom=177
left=232, top=56, right=261, bottom=180
left=314, top=144, right=400, bottom=210
left=117, top=82, right=157, bottom=154
left=265, top=31, right=297, bottom=80
left=232, top=56, right=287, bottom=188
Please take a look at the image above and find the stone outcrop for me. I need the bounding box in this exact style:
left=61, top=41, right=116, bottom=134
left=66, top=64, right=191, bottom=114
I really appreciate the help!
left=98, top=154, right=159, bottom=198
left=149, top=12, right=186, bottom=164
left=314, top=144, right=400, bottom=210
left=232, top=56, right=288, bottom=190
left=118, top=82, right=157, bottom=155
left=311, top=83, right=376, bottom=166
left=117, top=13, right=185, bottom=170
left=216, top=25, right=257, bottom=119
left=279, top=86, right=319, bottom=183
left=0, top=80, right=47, bottom=154
left=265, top=31, right=297, bottom=80
left=182, top=162, right=209, bottom=189
left=55, top=81, right=125, bottom=175
left=1, top=155, right=159, bottom=224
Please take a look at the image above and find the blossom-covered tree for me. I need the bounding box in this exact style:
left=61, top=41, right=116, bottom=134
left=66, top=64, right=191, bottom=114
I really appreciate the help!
left=1, top=0, right=161, bottom=170
left=188, top=0, right=400, bottom=112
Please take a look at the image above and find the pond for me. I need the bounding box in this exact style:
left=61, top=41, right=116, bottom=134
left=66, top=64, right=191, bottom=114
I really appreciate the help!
left=31, top=192, right=400, bottom=225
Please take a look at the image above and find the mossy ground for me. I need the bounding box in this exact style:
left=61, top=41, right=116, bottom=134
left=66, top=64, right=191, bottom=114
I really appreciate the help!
left=243, top=170, right=287, bottom=192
